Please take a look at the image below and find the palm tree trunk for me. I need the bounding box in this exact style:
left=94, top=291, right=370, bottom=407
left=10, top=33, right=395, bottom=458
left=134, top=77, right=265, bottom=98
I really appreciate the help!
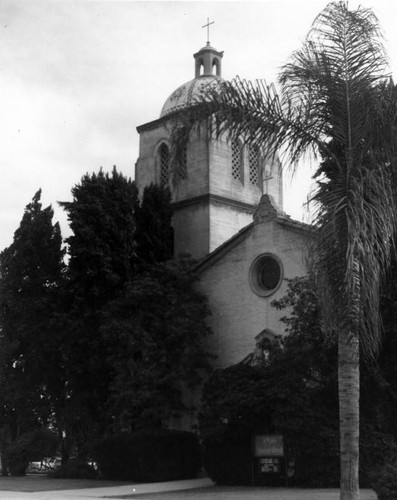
left=338, top=330, right=360, bottom=500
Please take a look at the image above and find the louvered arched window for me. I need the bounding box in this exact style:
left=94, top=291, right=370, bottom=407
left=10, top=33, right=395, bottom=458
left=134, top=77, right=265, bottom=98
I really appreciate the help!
left=249, top=145, right=259, bottom=186
left=177, top=146, right=187, bottom=180
left=159, top=143, right=170, bottom=186
left=231, top=140, right=243, bottom=183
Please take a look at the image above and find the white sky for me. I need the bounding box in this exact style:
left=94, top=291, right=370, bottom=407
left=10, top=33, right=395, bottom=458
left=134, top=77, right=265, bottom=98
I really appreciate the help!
left=1, top=0, right=397, bottom=251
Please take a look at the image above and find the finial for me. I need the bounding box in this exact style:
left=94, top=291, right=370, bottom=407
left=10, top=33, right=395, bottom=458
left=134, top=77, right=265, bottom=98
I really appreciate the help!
left=253, top=195, right=279, bottom=224
left=202, top=17, right=214, bottom=45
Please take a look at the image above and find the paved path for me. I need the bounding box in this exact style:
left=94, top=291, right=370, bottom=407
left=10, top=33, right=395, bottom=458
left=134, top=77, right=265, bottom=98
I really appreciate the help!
left=125, top=486, right=378, bottom=500
left=0, top=478, right=212, bottom=499
left=0, top=476, right=378, bottom=500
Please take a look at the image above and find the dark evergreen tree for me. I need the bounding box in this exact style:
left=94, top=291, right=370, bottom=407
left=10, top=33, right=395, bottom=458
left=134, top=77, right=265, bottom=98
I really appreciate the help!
left=58, top=167, right=139, bottom=453
left=0, top=169, right=212, bottom=462
left=0, top=190, right=65, bottom=473
left=134, top=183, right=174, bottom=266
left=60, top=166, right=138, bottom=304
left=101, top=257, right=213, bottom=432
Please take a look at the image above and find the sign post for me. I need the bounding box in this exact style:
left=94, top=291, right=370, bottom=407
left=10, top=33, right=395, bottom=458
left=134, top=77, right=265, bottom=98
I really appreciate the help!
left=252, top=434, right=288, bottom=486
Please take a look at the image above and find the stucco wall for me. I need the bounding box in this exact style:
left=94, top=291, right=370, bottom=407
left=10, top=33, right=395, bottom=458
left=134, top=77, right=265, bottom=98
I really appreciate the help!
left=173, top=202, right=210, bottom=259
left=209, top=201, right=254, bottom=253
left=198, top=218, right=308, bottom=367
left=135, top=123, right=210, bottom=202
left=136, top=115, right=287, bottom=261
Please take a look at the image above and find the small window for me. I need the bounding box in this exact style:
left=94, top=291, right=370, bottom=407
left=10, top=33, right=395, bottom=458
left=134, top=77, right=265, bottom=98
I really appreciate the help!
left=212, top=58, right=221, bottom=76
left=249, top=145, right=259, bottom=186
left=159, top=143, right=169, bottom=186
left=249, top=254, right=283, bottom=297
left=177, top=146, right=187, bottom=180
left=231, top=140, right=242, bottom=182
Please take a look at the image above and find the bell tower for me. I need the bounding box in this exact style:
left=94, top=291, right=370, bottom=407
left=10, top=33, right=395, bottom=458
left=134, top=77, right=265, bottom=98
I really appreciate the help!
left=135, top=41, right=283, bottom=260
left=194, top=44, right=223, bottom=78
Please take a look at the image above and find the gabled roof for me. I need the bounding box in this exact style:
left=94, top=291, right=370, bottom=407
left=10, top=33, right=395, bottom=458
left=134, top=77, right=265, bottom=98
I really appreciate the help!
left=196, top=195, right=312, bottom=273
left=195, top=222, right=254, bottom=273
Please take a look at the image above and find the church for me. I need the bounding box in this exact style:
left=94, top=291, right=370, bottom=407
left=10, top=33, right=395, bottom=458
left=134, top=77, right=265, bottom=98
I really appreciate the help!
left=135, top=39, right=309, bottom=372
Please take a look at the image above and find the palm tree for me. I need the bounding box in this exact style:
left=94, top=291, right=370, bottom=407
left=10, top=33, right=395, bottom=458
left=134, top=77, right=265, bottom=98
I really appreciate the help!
left=170, top=3, right=397, bottom=499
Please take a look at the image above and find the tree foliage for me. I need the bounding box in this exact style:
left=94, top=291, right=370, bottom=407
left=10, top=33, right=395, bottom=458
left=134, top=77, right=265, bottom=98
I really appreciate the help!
left=170, top=3, right=397, bottom=497
left=60, top=167, right=138, bottom=304
left=57, top=168, right=140, bottom=452
left=200, top=276, right=397, bottom=488
left=91, top=429, right=202, bottom=482
left=5, top=429, right=58, bottom=476
left=134, top=183, right=174, bottom=266
left=102, top=258, right=213, bottom=431
left=0, top=169, right=213, bottom=468
left=55, top=169, right=210, bottom=453
left=0, top=190, right=65, bottom=472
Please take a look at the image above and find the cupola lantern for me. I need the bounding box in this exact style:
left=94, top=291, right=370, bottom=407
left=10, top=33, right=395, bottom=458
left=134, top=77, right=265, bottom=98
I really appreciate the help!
left=194, top=44, right=223, bottom=78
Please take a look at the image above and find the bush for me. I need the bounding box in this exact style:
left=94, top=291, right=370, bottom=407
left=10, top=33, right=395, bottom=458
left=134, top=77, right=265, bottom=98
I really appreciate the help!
left=198, top=363, right=341, bottom=487
left=372, top=461, right=397, bottom=500
left=360, top=424, right=397, bottom=488
left=202, top=436, right=252, bottom=485
left=6, top=448, right=29, bottom=477
left=5, top=429, right=58, bottom=476
left=49, top=459, right=98, bottom=479
left=91, top=429, right=201, bottom=482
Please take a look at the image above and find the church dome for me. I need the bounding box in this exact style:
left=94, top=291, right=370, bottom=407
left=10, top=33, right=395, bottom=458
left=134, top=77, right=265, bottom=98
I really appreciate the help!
left=160, top=75, right=223, bottom=118
left=160, top=41, right=224, bottom=119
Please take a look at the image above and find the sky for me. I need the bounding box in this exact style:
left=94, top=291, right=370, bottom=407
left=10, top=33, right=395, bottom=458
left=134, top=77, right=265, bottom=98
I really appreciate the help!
left=2, top=0, right=397, bottom=251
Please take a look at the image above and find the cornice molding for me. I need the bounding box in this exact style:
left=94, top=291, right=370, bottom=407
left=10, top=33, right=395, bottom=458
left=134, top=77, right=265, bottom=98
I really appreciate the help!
left=172, top=194, right=257, bottom=213
left=137, top=108, right=185, bottom=133
left=137, top=117, right=169, bottom=133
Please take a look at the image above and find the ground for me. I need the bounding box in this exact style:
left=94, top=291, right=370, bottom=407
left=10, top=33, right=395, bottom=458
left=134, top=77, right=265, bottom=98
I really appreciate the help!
left=0, top=475, right=127, bottom=491
left=116, top=487, right=378, bottom=500
left=0, top=476, right=378, bottom=500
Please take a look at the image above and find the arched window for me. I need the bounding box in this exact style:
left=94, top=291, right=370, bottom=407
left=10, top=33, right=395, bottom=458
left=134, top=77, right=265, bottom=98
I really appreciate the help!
left=159, top=143, right=170, bottom=186
left=177, top=146, right=187, bottom=180
left=249, top=145, right=259, bottom=186
left=212, top=58, right=221, bottom=76
left=195, top=58, right=204, bottom=77
left=231, top=140, right=243, bottom=182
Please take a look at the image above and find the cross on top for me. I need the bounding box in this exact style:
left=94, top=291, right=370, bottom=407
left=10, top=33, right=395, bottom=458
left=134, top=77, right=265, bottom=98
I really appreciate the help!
left=202, top=17, right=214, bottom=45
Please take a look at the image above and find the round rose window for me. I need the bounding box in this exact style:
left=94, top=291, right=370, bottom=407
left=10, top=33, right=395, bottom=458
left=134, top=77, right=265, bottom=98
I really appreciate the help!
left=249, top=254, right=283, bottom=297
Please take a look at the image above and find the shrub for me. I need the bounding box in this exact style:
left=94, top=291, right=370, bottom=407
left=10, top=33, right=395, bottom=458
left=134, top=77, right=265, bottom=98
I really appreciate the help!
left=198, top=362, right=341, bottom=487
left=49, top=459, right=98, bottom=479
left=372, top=461, right=397, bottom=500
left=5, top=429, right=58, bottom=476
left=91, top=429, right=201, bottom=482
left=360, top=424, right=397, bottom=488
left=202, top=436, right=252, bottom=485
left=284, top=424, right=339, bottom=488
left=6, top=447, right=29, bottom=477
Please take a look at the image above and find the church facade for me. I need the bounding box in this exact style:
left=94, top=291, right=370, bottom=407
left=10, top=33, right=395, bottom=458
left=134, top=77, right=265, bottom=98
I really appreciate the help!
left=135, top=42, right=309, bottom=371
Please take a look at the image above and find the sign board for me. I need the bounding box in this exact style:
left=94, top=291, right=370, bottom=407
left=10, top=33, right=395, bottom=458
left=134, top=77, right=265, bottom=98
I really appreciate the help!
left=253, top=434, right=284, bottom=457
left=259, top=457, right=280, bottom=473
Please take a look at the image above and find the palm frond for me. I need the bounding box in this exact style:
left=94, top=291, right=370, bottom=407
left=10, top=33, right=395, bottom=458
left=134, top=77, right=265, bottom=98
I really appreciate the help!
left=280, top=2, right=396, bottom=357
left=169, top=76, right=326, bottom=181
left=169, top=1, right=397, bottom=359
left=311, top=149, right=396, bottom=359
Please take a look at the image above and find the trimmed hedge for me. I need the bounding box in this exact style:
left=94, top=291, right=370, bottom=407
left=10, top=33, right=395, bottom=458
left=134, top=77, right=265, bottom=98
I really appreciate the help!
left=91, top=429, right=202, bottom=482
left=202, top=438, right=252, bottom=485
left=49, top=459, right=98, bottom=479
